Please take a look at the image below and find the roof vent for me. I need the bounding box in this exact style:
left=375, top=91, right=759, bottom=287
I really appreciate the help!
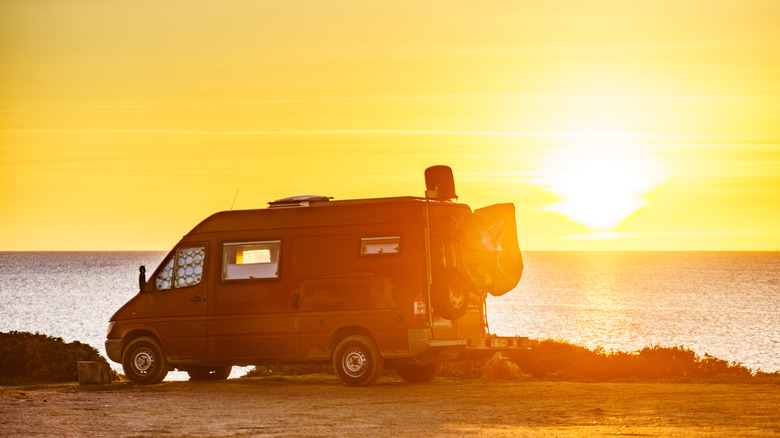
left=268, top=195, right=333, bottom=208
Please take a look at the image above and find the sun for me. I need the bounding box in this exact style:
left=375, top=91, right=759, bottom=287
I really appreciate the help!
left=533, top=129, right=666, bottom=232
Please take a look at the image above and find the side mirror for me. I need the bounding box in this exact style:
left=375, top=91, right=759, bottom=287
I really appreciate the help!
left=139, top=265, right=150, bottom=292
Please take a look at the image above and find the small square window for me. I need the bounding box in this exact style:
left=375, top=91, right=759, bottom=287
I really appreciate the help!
left=360, top=236, right=400, bottom=255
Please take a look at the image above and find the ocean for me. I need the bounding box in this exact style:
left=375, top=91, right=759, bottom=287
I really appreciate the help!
left=1, top=251, right=778, bottom=380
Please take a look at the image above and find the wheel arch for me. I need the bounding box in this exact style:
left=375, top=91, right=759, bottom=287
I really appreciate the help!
left=121, top=329, right=163, bottom=358
left=329, top=326, right=376, bottom=356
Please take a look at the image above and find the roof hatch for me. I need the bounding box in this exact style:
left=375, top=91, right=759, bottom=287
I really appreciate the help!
left=268, top=195, right=333, bottom=208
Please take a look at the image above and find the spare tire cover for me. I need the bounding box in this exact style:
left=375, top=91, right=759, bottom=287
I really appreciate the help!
left=458, top=203, right=523, bottom=296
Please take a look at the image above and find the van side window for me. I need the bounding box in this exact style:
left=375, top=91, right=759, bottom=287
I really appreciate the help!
left=360, top=236, right=400, bottom=255
left=222, top=241, right=281, bottom=280
left=175, top=246, right=205, bottom=288
left=156, top=258, right=174, bottom=290
left=155, top=246, right=205, bottom=290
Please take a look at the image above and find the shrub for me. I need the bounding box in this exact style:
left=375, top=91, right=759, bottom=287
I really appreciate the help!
left=0, top=331, right=114, bottom=385
left=236, top=338, right=778, bottom=383
left=504, top=339, right=764, bottom=382
left=439, top=360, right=485, bottom=379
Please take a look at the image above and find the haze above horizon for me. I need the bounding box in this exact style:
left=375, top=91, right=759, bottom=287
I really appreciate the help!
left=2, top=1, right=779, bottom=251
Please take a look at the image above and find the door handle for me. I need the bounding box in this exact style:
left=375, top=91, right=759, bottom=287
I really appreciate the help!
left=190, top=296, right=206, bottom=303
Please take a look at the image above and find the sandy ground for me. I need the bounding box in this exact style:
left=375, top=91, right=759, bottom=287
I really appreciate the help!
left=1, top=375, right=778, bottom=437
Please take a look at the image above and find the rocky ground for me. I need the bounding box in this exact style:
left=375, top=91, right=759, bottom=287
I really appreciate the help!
left=1, top=375, right=778, bottom=437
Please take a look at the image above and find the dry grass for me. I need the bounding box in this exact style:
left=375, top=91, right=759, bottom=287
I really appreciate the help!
left=440, top=339, right=780, bottom=383
left=5, top=331, right=777, bottom=386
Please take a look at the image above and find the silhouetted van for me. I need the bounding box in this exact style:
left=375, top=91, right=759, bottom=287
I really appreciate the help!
left=106, top=166, right=526, bottom=386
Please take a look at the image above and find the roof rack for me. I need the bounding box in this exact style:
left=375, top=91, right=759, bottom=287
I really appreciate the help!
left=268, top=195, right=333, bottom=208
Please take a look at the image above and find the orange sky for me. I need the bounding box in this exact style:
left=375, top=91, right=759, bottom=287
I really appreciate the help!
left=2, top=0, right=779, bottom=250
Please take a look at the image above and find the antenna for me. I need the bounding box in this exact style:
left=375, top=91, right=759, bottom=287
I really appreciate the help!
left=230, top=189, right=239, bottom=210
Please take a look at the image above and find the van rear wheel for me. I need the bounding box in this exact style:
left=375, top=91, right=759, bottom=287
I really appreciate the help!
left=187, top=366, right=232, bottom=381
left=122, top=336, right=169, bottom=384
left=332, top=335, right=383, bottom=387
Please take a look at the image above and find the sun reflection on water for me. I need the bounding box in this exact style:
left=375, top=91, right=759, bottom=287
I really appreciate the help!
left=486, top=251, right=780, bottom=372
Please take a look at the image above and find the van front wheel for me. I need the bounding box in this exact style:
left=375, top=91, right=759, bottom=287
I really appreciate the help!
left=122, top=336, right=169, bottom=384
left=332, top=335, right=383, bottom=387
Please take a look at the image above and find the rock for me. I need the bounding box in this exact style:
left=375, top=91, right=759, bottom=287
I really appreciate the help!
left=78, top=361, right=111, bottom=385
left=481, top=352, right=530, bottom=380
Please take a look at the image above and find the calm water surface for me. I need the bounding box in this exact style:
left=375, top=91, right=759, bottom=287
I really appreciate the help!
left=487, top=251, right=779, bottom=373
left=1, top=251, right=778, bottom=377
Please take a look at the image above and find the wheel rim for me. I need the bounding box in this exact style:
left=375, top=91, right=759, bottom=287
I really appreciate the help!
left=133, top=348, right=155, bottom=374
left=342, top=347, right=367, bottom=378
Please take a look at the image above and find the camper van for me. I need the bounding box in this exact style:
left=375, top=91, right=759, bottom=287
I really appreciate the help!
left=106, top=166, right=527, bottom=386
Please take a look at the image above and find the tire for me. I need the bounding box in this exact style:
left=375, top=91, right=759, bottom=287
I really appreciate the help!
left=395, top=362, right=440, bottom=383
left=431, top=270, right=469, bottom=320
left=187, top=366, right=232, bottom=381
left=122, top=336, right=169, bottom=384
left=332, top=335, right=384, bottom=387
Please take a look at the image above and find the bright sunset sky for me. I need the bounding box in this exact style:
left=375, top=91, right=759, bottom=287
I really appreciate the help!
left=2, top=1, right=779, bottom=250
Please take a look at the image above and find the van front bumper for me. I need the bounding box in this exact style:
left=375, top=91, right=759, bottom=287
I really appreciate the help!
left=105, top=339, right=123, bottom=363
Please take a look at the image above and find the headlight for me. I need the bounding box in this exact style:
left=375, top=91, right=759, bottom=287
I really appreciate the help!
left=106, top=321, right=116, bottom=337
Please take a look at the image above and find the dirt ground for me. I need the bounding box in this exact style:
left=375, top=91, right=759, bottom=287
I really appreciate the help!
left=1, top=375, right=778, bottom=437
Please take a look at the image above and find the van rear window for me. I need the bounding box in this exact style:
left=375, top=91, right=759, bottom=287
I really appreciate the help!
left=222, top=241, right=281, bottom=280
left=360, top=236, right=400, bottom=255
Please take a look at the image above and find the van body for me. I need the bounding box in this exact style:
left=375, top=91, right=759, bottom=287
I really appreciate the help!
left=107, top=172, right=526, bottom=385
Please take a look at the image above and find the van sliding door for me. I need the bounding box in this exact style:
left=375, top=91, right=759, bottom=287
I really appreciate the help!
left=210, top=240, right=297, bottom=360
